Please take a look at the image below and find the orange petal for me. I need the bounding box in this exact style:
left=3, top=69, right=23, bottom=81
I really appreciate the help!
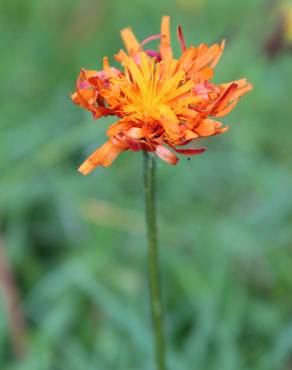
left=221, top=78, right=249, bottom=89
left=191, top=44, right=221, bottom=72
left=107, top=121, right=132, bottom=137
left=213, top=126, right=229, bottom=135
left=213, top=99, right=239, bottom=117
left=120, top=27, right=140, bottom=54
left=196, top=119, right=217, bottom=137
left=210, top=39, right=225, bottom=68
left=210, top=83, right=238, bottom=115
left=92, top=106, right=113, bottom=119
left=158, top=104, right=180, bottom=139
left=71, top=92, right=81, bottom=104
left=126, top=127, right=144, bottom=139
left=231, top=83, right=253, bottom=100
left=177, top=47, right=196, bottom=72
left=160, top=16, right=173, bottom=60
left=124, top=137, right=144, bottom=151
left=184, top=129, right=199, bottom=140
left=81, top=69, right=99, bottom=80
left=78, top=88, right=97, bottom=104
left=155, top=145, right=178, bottom=165
left=193, top=66, right=214, bottom=81
left=102, top=56, right=115, bottom=78
left=114, top=49, right=128, bottom=63
left=78, top=140, right=126, bottom=175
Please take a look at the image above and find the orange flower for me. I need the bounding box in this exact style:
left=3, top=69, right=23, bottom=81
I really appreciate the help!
left=71, top=16, right=252, bottom=175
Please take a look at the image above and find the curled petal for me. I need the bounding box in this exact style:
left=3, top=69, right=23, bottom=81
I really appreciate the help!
left=77, top=88, right=96, bottom=105
left=78, top=140, right=127, bottom=175
left=71, top=89, right=96, bottom=108
left=71, top=69, right=117, bottom=119
left=141, top=34, right=161, bottom=47
left=155, top=145, right=179, bottom=165
left=71, top=89, right=112, bottom=119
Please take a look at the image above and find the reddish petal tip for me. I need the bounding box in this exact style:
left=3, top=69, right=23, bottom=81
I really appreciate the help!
left=177, top=25, right=186, bottom=51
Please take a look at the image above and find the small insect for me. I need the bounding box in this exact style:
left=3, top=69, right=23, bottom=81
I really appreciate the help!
left=187, top=158, right=191, bottom=161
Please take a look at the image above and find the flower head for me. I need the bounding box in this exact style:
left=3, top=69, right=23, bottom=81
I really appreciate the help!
left=71, top=16, right=252, bottom=175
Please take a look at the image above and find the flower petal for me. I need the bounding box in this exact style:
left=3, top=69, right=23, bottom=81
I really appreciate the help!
left=155, top=145, right=179, bottom=165
left=191, top=43, right=221, bottom=72
left=210, top=39, right=225, bottom=68
left=177, top=25, right=187, bottom=52
left=78, top=140, right=127, bottom=175
left=126, top=127, right=144, bottom=139
left=160, top=16, right=173, bottom=60
left=184, top=129, right=199, bottom=140
left=196, top=119, right=217, bottom=136
left=120, top=27, right=140, bottom=54
left=173, top=147, right=206, bottom=155
left=213, top=99, right=239, bottom=117
left=158, top=104, right=181, bottom=139
left=210, top=83, right=238, bottom=115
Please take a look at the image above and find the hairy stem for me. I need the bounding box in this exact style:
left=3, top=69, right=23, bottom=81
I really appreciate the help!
left=143, top=151, right=166, bottom=370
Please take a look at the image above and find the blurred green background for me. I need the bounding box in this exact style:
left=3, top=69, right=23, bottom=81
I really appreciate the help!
left=1, top=0, right=292, bottom=369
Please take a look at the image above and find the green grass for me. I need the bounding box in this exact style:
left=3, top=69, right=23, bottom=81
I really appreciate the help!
left=1, top=0, right=292, bottom=369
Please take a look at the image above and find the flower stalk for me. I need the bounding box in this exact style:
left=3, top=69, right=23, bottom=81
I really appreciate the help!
left=143, top=151, right=166, bottom=370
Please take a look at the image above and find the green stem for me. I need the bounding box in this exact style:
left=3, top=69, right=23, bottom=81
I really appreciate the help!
left=143, top=151, right=166, bottom=370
